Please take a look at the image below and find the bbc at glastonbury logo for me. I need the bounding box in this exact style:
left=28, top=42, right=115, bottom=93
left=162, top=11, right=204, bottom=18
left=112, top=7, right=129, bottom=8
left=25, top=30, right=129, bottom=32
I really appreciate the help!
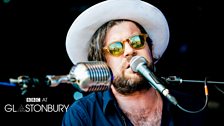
left=4, top=97, right=70, bottom=112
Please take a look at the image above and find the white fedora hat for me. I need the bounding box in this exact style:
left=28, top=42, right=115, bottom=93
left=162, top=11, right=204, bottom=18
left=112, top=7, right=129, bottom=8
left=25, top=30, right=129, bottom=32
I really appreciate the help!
left=66, top=0, right=169, bottom=65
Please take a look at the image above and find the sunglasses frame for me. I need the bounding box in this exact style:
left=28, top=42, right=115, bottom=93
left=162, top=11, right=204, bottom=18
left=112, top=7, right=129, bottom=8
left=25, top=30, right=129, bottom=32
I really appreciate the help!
left=103, top=33, right=148, bottom=56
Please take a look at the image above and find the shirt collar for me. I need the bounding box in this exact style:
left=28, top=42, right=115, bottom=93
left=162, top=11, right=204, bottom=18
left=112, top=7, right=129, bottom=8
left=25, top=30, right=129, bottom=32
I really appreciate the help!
left=102, top=89, right=115, bottom=113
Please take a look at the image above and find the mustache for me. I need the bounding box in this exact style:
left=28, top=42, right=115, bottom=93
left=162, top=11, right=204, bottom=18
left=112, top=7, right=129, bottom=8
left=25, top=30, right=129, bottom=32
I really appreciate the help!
left=113, top=55, right=154, bottom=76
left=120, top=55, right=133, bottom=69
left=125, top=56, right=154, bottom=71
left=113, top=55, right=132, bottom=76
left=125, top=55, right=133, bottom=62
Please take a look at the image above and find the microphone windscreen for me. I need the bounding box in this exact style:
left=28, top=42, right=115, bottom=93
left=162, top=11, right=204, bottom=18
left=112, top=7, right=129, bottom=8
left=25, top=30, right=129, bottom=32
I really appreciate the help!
left=130, top=56, right=147, bottom=72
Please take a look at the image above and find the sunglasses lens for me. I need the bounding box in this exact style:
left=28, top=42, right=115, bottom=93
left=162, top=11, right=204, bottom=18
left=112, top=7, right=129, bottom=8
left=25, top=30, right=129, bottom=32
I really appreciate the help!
left=129, top=35, right=145, bottom=49
left=108, top=42, right=124, bottom=56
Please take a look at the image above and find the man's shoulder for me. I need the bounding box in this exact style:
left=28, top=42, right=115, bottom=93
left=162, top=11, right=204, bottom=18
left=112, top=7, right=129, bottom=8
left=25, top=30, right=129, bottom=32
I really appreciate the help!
left=69, top=91, right=104, bottom=109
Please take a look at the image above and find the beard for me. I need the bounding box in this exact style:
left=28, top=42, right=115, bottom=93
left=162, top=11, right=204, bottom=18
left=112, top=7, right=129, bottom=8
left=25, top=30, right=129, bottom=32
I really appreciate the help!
left=112, top=75, right=151, bottom=95
left=112, top=61, right=154, bottom=95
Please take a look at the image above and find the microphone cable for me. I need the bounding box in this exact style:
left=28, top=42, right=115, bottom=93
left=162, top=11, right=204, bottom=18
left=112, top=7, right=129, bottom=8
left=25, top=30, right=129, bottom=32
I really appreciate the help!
left=130, top=56, right=209, bottom=114
left=175, top=77, right=209, bottom=113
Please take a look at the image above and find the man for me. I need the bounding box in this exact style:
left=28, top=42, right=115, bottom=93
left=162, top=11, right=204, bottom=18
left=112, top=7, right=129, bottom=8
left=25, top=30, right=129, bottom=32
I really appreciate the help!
left=62, top=0, right=205, bottom=125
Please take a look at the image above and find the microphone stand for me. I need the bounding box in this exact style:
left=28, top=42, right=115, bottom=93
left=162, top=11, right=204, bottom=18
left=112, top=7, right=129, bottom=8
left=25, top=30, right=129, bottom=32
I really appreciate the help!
left=162, top=76, right=224, bottom=85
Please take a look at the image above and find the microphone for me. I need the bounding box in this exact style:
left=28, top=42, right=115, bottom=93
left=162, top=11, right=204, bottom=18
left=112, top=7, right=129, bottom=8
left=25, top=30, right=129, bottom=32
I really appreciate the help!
left=9, top=61, right=113, bottom=94
left=68, top=61, right=113, bottom=92
left=130, top=56, right=178, bottom=106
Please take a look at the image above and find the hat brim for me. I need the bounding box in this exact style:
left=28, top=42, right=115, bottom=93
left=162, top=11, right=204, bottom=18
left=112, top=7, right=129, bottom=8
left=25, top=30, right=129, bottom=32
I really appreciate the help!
left=66, top=0, right=169, bottom=64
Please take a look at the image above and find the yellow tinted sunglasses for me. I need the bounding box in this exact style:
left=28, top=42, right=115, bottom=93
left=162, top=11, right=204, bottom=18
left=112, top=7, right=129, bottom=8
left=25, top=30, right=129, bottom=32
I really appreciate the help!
left=103, top=34, right=148, bottom=56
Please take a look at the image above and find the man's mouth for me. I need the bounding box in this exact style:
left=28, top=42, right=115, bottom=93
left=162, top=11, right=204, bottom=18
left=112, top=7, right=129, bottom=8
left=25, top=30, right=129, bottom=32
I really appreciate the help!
left=126, top=63, right=138, bottom=74
left=126, top=64, right=130, bottom=69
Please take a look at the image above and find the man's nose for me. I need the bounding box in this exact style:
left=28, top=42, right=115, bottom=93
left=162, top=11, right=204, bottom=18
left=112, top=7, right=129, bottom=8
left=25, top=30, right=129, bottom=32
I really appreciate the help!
left=123, top=42, right=136, bottom=57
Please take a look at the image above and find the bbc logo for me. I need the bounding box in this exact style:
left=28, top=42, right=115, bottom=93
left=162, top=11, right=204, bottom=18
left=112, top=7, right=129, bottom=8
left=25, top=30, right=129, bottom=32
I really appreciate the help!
left=26, top=98, right=41, bottom=102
